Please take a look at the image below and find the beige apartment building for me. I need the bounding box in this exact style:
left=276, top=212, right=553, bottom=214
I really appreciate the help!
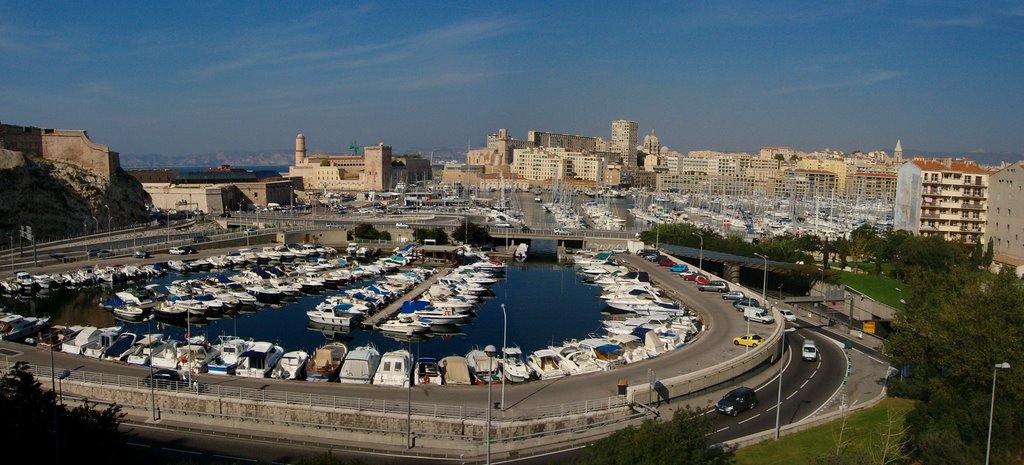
left=611, top=120, right=638, bottom=171
left=511, top=147, right=606, bottom=184
left=894, top=158, right=988, bottom=245
left=797, top=158, right=849, bottom=190
left=987, top=161, right=1024, bottom=275
left=847, top=172, right=898, bottom=202
left=776, top=169, right=839, bottom=198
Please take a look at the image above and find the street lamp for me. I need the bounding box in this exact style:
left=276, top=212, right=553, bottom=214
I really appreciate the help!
left=82, top=222, right=88, bottom=262
left=103, top=204, right=111, bottom=234
left=692, top=232, right=703, bottom=271
left=986, top=362, right=1011, bottom=465
left=774, top=318, right=787, bottom=439
left=147, top=315, right=157, bottom=420
left=500, top=304, right=508, bottom=410
left=754, top=253, right=768, bottom=305
left=91, top=215, right=98, bottom=234
left=484, top=344, right=497, bottom=464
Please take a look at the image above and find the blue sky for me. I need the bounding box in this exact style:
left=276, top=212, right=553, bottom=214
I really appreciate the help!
left=2, top=1, right=1023, bottom=157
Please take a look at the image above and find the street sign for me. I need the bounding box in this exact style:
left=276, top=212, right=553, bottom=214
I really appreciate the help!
left=20, top=225, right=33, bottom=241
left=862, top=321, right=876, bottom=334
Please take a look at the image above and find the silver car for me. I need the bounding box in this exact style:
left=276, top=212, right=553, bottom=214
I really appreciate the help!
left=722, top=291, right=745, bottom=301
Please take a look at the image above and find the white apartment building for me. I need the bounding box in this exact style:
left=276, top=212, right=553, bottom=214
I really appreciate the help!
left=510, top=147, right=607, bottom=184
left=894, top=158, right=989, bottom=245
left=611, top=120, right=638, bottom=171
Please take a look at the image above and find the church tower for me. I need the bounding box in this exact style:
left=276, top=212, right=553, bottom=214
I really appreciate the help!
left=894, top=139, right=903, bottom=163
left=295, top=133, right=307, bottom=166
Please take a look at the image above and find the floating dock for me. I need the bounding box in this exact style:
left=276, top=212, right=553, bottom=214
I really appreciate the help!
left=359, top=267, right=450, bottom=329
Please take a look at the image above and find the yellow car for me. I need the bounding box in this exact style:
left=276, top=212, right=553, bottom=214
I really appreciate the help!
left=733, top=334, right=765, bottom=347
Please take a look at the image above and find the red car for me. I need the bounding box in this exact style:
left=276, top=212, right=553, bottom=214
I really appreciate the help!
left=694, top=274, right=711, bottom=285
left=682, top=271, right=701, bottom=281
left=658, top=258, right=676, bottom=267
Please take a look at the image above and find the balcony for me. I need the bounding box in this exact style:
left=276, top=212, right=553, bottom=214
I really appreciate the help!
left=922, top=178, right=943, bottom=185
left=960, top=216, right=985, bottom=222
left=960, top=191, right=985, bottom=199
left=960, top=203, right=986, bottom=210
left=921, top=213, right=941, bottom=219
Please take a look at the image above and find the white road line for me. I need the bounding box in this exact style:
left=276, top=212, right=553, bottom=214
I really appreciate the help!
left=214, top=455, right=256, bottom=462
left=126, top=442, right=150, bottom=448
left=715, top=427, right=729, bottom=433
left=737, top=414, right=760, bottom=424
left=786, top=391, right=798, bottom=400
left=162, top=447, right=201, bottom=455
left=800, top=380, right=809, bottom=389
left=809, top=370, right=817, bottom=379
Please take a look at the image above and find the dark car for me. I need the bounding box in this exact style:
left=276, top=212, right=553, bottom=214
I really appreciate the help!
left=733, top=297, right=762, bottom=310
left=716, top=386, right=758, bottom=416
left=181, top=246, right=198, bottom=254
left=87, top=249, right=114, bottom=258
left=192, top=235, right=211, bottom=243
left=50, top=253, right=73, bottom=263
left=142, top=369, right=187, bottom=390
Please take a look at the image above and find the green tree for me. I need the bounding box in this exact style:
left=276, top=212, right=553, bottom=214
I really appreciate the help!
left=983, top=238, right=994, bottom=267
left=350, top=223, right=391, bottom=241
left=0, top=361, right=129, bottom=457
left=413, top=227, right=449, bottom=245
left=774, top=153, right=786, bottom=161
left=577, top=407, right=732, bottom=465
left=452, top=221, right=492, bottom=245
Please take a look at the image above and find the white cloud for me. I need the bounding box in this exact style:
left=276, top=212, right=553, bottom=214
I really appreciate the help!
left=772, top=70, right=902, bottom=95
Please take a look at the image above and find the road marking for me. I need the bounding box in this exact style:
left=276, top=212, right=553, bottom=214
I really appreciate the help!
left=800, top=380, right=809, bottom=389
left=809, top=370, right=817, bottom=379
left=162, top=447, right=201, bottom=455
left=127, top=442, right=150, bottom=448
left=737, top=414, right=760, bottom=424
left=214, top=455, right=256, bottom=462
left=786, top=391, right=798, bottom=400
left=715, top=427, right=729, bottom=433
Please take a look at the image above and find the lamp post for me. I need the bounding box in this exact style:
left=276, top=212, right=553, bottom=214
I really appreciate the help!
left=500, top=304, right=508, bottom=410
left=484, top=344, right=497, bottom=464
left=147, top=315, right=157, bottom=420
left=774, top=318, right=786, bottom=439
left=50, top=336, right=59, bottom=460
left=986, top=362, right=1011, bottom=465
left=692, top=232, right=703, bottom=271
left=752, top=253, right=769, bottom=353
left=82, top=222, right=88, bottom=262
left=104, top=204, right=111, bottom=235
left=406, top=341, right=414, bottom=449
left=91, top=215, right=98, bottom=234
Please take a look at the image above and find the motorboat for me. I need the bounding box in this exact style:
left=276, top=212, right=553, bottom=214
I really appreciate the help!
left=273, top=350, right=309, bottom=380
left=501, top=347, right=530, bottom=383
left=125, top=334, right=167, bottom=366
left=246, top=285, right=283, bottom=304
left=306, top=304, right=361, bottom=327
left=61, top=326, right=99, bottom=355
left=415, top=357, right=443, bottom=385
left=577, top=338, right=626, bottom=371
left=150, top=338, right=184, bottom=370
left=0, top=314, right=50, bottom=342
left=372, top=349, right=412, bottom=387
left=179, top=336, right=220, bottom=373
left=466, top=349, right=501, bottom=384
left=305, top=342, right=348, bottom=382
left=113, top=305, right=146, bottom=320
left=235, top=341, right=284, bottom=378
left=527, top=349, right=567, bottom=380
left=439, top=356, right=473, bottom=385
left=101, top=332, right=139, bottom=361
left=378, top=315, right=431, bottom=336
left=207, top=336, right=253, bottom=375
left=338, top=344, right=381, bottom=384
left=81, top=327, right=125, bottom=358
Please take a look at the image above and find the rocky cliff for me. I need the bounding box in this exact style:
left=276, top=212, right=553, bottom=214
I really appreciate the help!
left=0, top=148, right=151, bottom=241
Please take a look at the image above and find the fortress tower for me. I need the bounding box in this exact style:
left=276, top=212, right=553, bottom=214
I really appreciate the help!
left=295, top=133, right=306, bottom=165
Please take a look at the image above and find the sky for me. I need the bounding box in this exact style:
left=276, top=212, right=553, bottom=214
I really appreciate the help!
left=2, top=1, right=1023, bottom=157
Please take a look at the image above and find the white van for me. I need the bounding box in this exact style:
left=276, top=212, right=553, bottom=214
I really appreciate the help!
left=741, top=306, right=775, bottom=324
left=801, top=340, right=818, bottom=361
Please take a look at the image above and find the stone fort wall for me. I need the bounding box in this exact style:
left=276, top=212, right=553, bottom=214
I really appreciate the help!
left=0, top=122, right=119, bottom=179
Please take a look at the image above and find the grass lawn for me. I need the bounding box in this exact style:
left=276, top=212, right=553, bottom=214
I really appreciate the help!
left=732, top=397, right=916, bottom=465
left=836, top=271, right=907, bottom=308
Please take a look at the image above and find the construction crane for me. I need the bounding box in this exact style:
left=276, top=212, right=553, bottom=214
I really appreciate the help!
left=349, top=141, right=359, bottom=154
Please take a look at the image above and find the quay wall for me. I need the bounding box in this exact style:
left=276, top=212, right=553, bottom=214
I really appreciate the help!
left=57, top=380, right=635, bottom=453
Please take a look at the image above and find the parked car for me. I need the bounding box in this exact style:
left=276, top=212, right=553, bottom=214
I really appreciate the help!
left=553, top=228, right=570, bottom=235
left=732, top=334, right=765, bottom=347
left=242, top=227, right=257, bottom=236
left=716, top=387, right=758, bottom=416
left=658, top=258, right=676, bottom=267
left=722, top=291, right=745, bottom=301
left=168, top=247, right=186, bottom=255
left=191, top=235, right=211, bottom=243
left=698, top=280, right=729, bottom=292
left=694, top=275, right=711, bottom=285
left=682, top=271, right=705, bottom=282
left=88, top=249, right=113, bottom=258
left=635, top=248, right=657, bottom=256
left=642, top=253, right=660, bottom=262
left=669, top=264, right=689, bottom=273
left=181, top=246, right=197, bottom=254
left=143, top=369, right=187, bottom=389
left=133, top=250, right=150, bottom=259
left=779, top=308, right=797, bottom=323
left=742, top=306, right=775, bottom=324
left=733, top=297, right=761, bottom=310
left=49, top=253, right=72, bottom=263
left=801, top=340, right=818, bottom=361
left=395, top=222, right=410, bottom=228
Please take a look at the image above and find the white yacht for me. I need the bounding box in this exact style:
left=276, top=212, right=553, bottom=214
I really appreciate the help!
left=273, top=350, right=309, bottom=380
left=527, top=349, right=567, bottom=380
left=125, top=334, right=166, bottom=366
left=235, top=342, right=284, bottom=378
left=207, top=336, right=253, bottom=375
left=0, top=314, right=50, bottom=342
left=61, top=326, right=99, bottom=355
left=372, top=349, right=412, bottom=387
left=338, top=344, right=381, bottom=384
left=501, top=347, right=531, bottom=383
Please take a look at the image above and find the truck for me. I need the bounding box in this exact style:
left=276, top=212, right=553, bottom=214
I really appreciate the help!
left=741, top=306, right=775, bottom=324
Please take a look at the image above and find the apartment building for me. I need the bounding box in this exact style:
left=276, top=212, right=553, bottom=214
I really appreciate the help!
left=894, top=158, right=989, bottom=245
left=611, top=120, right=638, bottom=171
left=776, top=169, right=839, bottom=198
left=988, top=161, right=1024, bottom=275
left=847, top=172, right=898, bottom=202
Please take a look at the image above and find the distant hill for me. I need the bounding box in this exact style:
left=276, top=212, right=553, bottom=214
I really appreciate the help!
left=906, top=149, right=1023, bottom=168
left=122, top=147, right=468, bottom=168
left=121, top=150, right=293, bottom=168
